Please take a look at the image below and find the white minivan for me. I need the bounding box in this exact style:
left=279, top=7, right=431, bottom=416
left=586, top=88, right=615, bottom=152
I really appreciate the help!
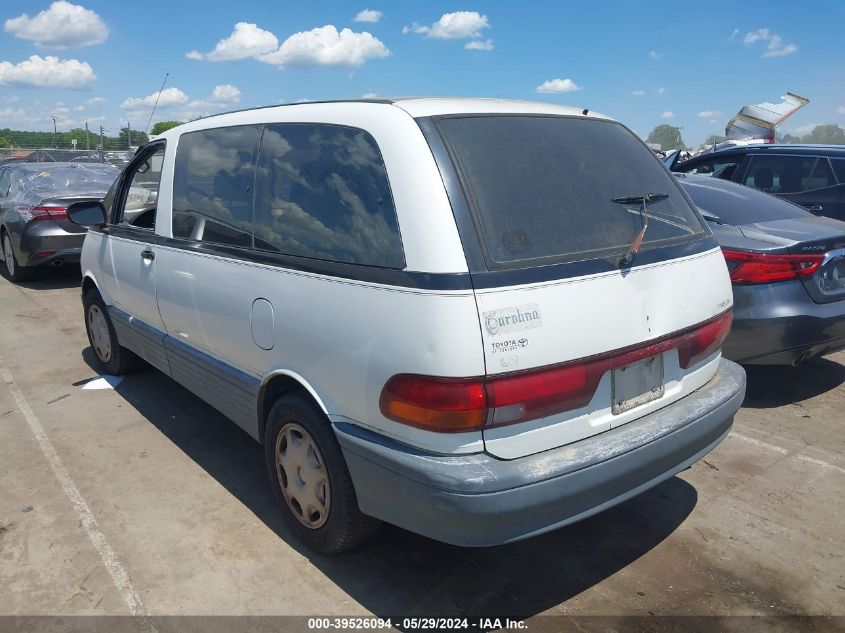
left=68, top=98, right=746, bottom=553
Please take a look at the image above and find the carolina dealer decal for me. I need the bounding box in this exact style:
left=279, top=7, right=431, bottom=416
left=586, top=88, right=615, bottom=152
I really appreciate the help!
left=482, top=303, right=543, bottom=336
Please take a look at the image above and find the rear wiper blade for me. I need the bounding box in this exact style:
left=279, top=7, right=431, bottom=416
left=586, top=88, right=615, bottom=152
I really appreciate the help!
left=611, top=192, right=669, bottom=268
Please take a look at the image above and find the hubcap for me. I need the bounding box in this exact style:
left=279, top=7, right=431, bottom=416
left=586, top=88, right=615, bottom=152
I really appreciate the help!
left=87, top=304, right=112, bottom=363
left=3, top=235, right=14, bottom=275
left=275, top=422, right=330, bottom=529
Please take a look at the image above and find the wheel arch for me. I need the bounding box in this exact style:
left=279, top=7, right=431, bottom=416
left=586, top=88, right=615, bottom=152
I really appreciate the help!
left=257, top=370, right=329, bottom=444
left=80, top=271, right=110, bottom=305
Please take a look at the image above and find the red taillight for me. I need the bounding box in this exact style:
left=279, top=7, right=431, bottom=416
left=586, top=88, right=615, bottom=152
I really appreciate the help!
left=676, top=311, right=733, bottom=369
left=485, top=359, right=608, bottom=427
left=28, top=205, right=68, bottom=221
left=379, top=375, right=487, bottom=432
left=380, top=311, right=732, bottom=432
left=723, top=249, right=824, bottom=284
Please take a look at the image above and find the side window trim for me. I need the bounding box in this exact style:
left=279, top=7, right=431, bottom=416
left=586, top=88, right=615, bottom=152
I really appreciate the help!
left=113, top=141, right=167, bottom=231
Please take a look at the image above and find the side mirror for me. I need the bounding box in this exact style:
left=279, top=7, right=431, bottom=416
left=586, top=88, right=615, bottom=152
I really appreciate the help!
left=67, top=200, right=106, bottom=227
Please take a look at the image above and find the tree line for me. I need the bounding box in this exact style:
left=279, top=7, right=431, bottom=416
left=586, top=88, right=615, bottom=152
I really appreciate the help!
left=647, top=123, right=845, bottom=151
left=0, top=121, right=185, bottom=151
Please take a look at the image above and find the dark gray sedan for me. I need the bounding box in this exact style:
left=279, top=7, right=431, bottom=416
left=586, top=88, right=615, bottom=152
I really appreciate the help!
left=678, top=173, right=845, bottom=365
left=0, top=162, right=118, bottom=282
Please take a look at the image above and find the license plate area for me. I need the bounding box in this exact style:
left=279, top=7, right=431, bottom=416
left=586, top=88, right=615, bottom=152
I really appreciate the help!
left=612, top=355, right=665, bottom=415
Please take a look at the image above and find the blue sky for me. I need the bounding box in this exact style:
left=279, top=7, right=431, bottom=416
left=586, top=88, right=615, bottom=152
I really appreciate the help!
left=1, top=0, right=843, bottom=146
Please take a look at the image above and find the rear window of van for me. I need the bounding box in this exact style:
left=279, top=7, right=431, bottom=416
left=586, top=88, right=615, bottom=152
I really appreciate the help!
left=436, top=116, right=707, bottom=269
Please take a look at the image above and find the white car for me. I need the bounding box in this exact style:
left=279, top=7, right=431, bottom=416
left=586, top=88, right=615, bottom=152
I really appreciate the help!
left=67, top=98, right=745, bottom=553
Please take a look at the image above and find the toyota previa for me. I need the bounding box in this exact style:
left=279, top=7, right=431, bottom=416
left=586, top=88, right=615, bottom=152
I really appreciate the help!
left=67, top=99, right=746, bottom=553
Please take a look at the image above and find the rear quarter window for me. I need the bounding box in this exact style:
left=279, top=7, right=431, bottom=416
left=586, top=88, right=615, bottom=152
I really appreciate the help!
left=436, top=116, right=707, bottom=268
left=253, top=123, right=404, bottom=268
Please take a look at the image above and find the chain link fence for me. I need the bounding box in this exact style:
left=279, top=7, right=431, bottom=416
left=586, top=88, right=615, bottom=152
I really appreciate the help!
left=0, top=127, right=146, bottom=166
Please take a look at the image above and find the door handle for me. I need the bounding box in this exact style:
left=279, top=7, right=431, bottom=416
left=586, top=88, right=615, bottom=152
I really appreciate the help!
left=141, top=249, right=155, bottom=261
left=804, top=205, right=823, bottom=213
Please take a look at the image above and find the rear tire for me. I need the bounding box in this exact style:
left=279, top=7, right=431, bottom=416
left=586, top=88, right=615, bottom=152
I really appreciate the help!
left=83, top=288, right=140, bottom=375
left=2, top=231, right=32, bottom=282
left=264, top=393, right=380, bottom=554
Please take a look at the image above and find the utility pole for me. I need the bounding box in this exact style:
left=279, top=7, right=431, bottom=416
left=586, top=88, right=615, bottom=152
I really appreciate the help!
left=85, top=122, right=90, bottom=150
left=127, top=121, right=131, bottom=149
left=99, top=126, right=105, bottom=160
left=50, top=115, right=58, bottom=148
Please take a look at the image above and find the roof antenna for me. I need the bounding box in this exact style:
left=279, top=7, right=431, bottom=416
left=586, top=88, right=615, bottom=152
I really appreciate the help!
left=144, top=72, right=170, bottom=134
left=582, top=108, right=589, bottom=115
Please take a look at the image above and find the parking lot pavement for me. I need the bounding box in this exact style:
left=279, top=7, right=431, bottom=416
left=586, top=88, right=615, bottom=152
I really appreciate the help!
left=0, top=268, right=843, bottom=623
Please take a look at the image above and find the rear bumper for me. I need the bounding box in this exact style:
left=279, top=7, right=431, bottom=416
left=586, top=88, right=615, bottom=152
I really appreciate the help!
left=19, top=223, right=84, bottom=266
left=336, top=358, right=746, bottom=547
left=724, top=281, right=845, bottom=365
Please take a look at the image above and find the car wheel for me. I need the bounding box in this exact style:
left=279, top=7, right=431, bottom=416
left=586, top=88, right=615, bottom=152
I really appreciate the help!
left=2, top=231, right=32, bottom=282
left=264, top=393, right=380, bottom=554
left=83, top=288, right=140, bottom=375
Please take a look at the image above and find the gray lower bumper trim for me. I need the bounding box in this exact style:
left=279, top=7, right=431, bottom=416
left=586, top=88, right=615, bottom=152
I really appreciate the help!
left=336, top=358, right=746, bottom=547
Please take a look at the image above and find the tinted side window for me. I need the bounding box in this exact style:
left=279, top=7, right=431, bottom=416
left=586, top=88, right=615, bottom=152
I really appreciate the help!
left=172, top=125, right=262, bottom=247
left=253, top=124, right=404, bottom=268
left=743, top=155, right=823, bottom=194
left=832, top=158, right=845, bottom=184
left=806, top=158, right=835, bottom=190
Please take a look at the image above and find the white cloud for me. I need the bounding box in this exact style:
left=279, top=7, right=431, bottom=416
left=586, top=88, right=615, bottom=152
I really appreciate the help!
left=632, top=90, right=645, bottom=96
left=838, top=106, right=845, bottom=115
left=536, top=78, right=582, bottom=94
left=404, top=11, right=489, bottom=40
left=361, top=92, right=379, bottom=99
left=655, top=87, right=666, bottom=95
left=188, top=22, right=279, bottom=61
left=121, top=87, right=188, bottom=110
left=698, top=110, right=723, bottom=118
left=354, top=9, right=382, bottom=23
left=87, top=96, right=106, bottom=105
left=649, top=50, right=662, bottom=60
left=4, top=1, right=108, bottom=49
left=259, top=26, right=390, bottom=68
left=0, top=55, right=95, bottom=89
left=744, top=28, right=797, bottom=58
left=660, top=111, right=675, bottom=119
left=465, top=39, right=494, bottom=51
left=188, top=23, right=388, bottom=69
left=210, top=84, right=241, bottom=103
left=729, top=28, right=739, bottom=41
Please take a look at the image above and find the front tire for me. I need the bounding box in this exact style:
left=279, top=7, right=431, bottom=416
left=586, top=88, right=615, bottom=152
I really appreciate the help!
left=83, top=288, right=140, bottom=375
left=264, top=393, right=380, bottom=554
left=2, top=231, right=31, bottom=282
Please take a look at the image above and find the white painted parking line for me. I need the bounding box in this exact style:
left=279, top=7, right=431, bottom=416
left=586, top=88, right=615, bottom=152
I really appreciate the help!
left=730, top=431, right=845, bottom=475
left=0, top=354, right=148, bottom=617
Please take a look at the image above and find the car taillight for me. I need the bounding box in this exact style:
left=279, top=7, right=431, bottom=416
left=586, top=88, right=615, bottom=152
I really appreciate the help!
left=676, top=311, right=733, bottom=369
left=722, top=249, right=824, bottom=284
left=27, top=205, right=68, bottom=221
left=485, top=359, right=608, bottom=427
left=379, top=375, right=487, bottom=432
left=380, top=311, right=732, bottom=432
